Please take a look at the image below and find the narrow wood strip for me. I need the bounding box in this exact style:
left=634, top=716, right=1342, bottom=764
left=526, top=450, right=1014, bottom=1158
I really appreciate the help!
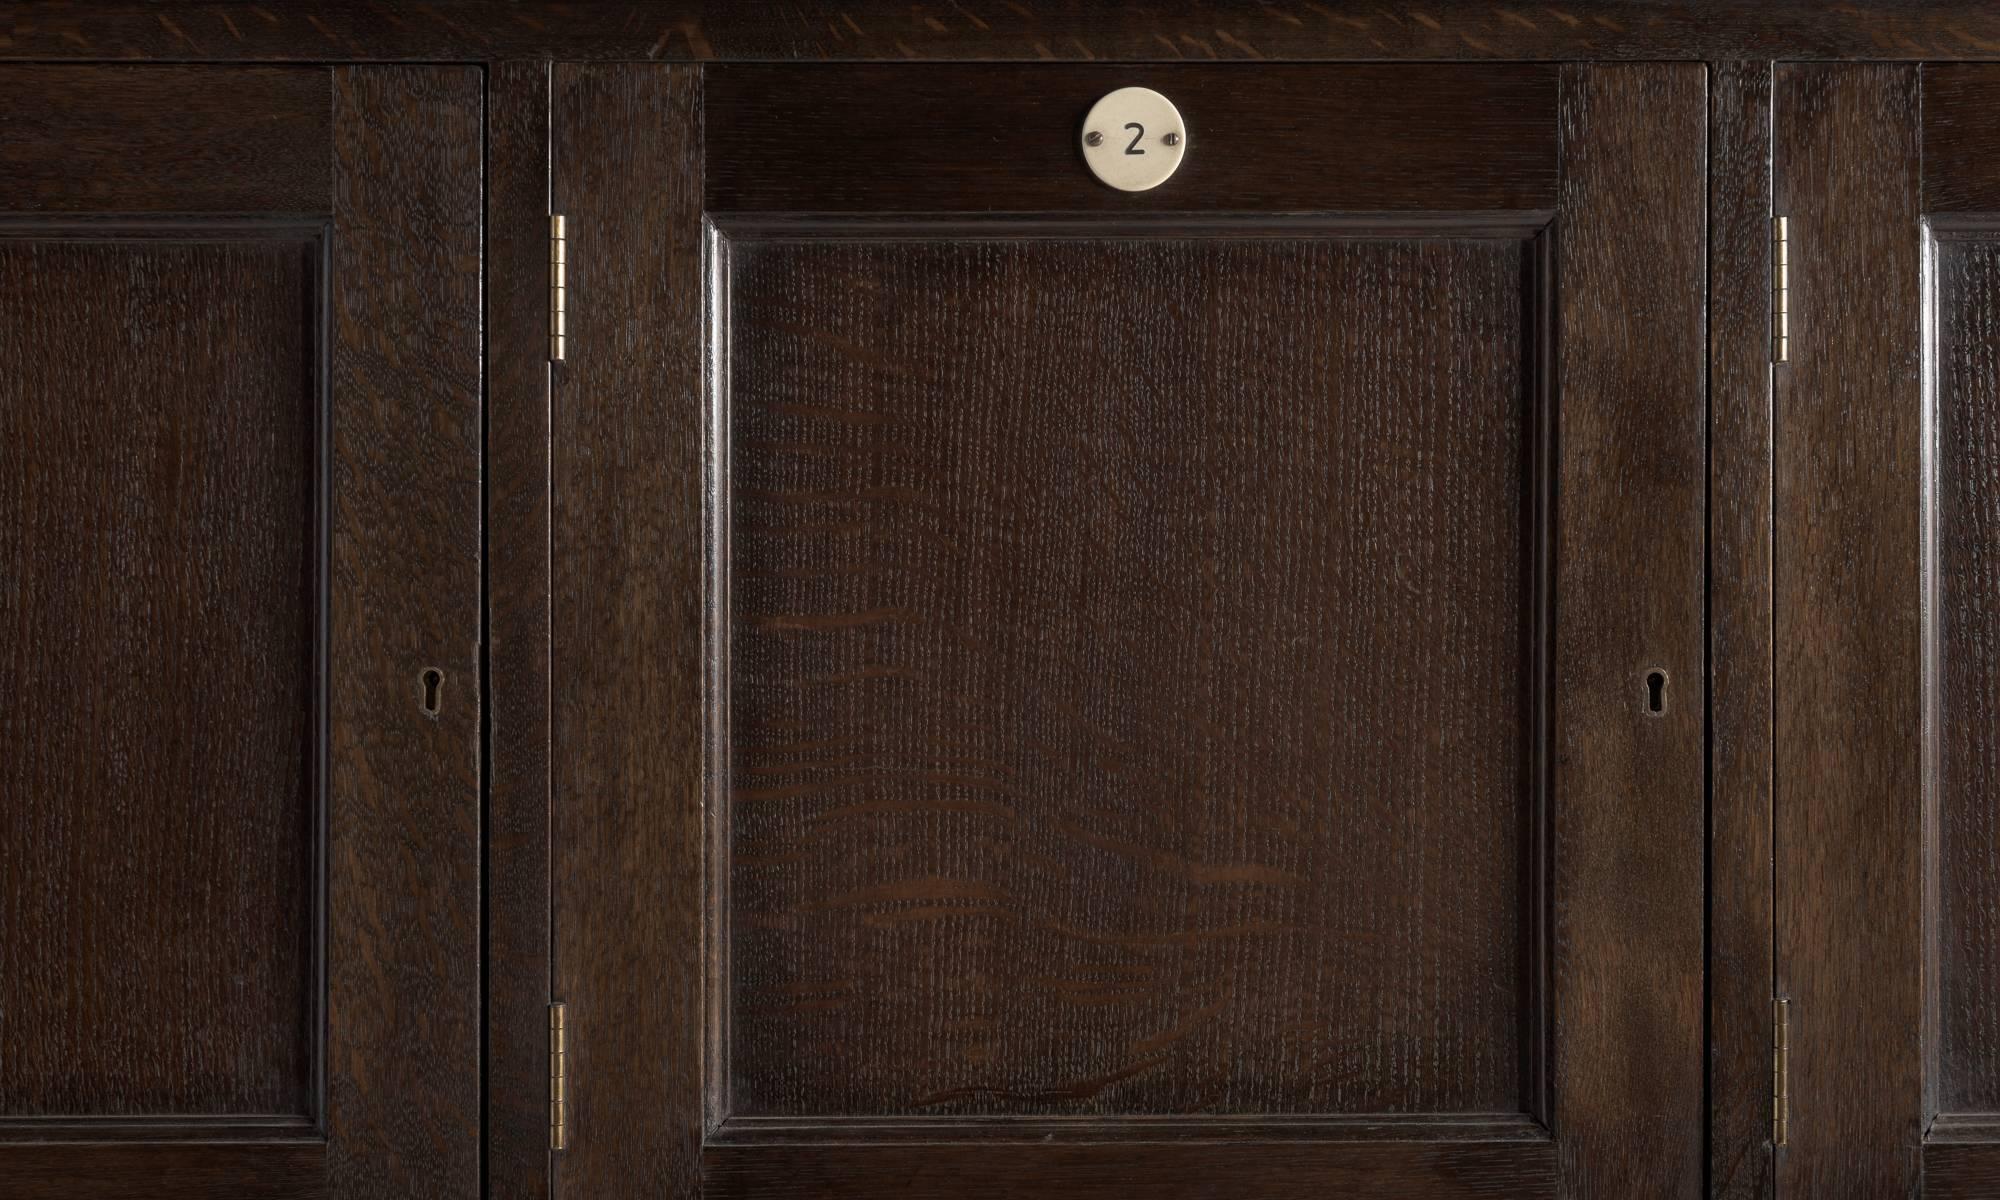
left=18, top=3, right=2000, bottom=63
left=1550, top=61, right=1707, bottom=1197
left=1708, top=57, right=1778, bottom=1200
left=487, top=57, right=555, bottom=1200
left=1771, top=62, right=1925, bottom=1196
left=327, top=65, right=484, bottom=1200
left=702, top=1140, right=1556, bottom=1200
left=549, top=62, right=706, bottom=1200
left=0, top=1142, right=323, bottom=1200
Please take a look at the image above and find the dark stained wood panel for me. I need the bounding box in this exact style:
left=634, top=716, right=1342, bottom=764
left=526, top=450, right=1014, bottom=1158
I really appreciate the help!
left=724, top=235, right=1535, bottom=1118
left=1934, top=235, right=2000, bottom=1114
left=0, top=67, right=330, bottom=215
left=702, top=1139, right=1556, bottom=1199
left=326, top=65, right=482, bottom=1200
left=0, top=236, right=319, bottom=1119
left=1922, top=65, right=2000, bottom=214
left=707, top=64, right=1557, bottom=215
left=0, top=1141, right=322, bottom=1200
left=1706, top=59, right=1777, bottom=1200
left=1773, top=62, right=1925, bottom=1196
left=549, top=63, right=707, bottom=1200
left=22, top=2, right=2000, bottom=63
left=1548, top=63, right=1706, bottom=1198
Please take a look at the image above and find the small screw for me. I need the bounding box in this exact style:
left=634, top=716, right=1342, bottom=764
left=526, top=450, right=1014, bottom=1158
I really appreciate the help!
left=1084, top=130, right=1104, bottom=147
left=1162, top=131, right=1182, bottom=147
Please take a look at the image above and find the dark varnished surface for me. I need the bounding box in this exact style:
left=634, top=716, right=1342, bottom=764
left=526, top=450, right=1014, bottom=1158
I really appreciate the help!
left=1706, top=59, right=1777, bottom=1200
left=326, top=66, right=483, bottom=1200
left=1773, top=63, right=1925, bottom=1196
left=1934, top=235, right=2000, bottom=1117
left=707, top=64, right=1557, bottom=215
left=1922, top=65, right=2000, bottom=213
left=723, top=235, right=1535, bottom=1118
left=0, top=67, right=329, bottom=215
left=485, top=58, right=554, bottom=1200
left=19, top=2, right=2000, bottom=62
left=1548, top=63, right=1706, bottom=1198
left=0, top=235, right=319, bottom=1119
left=549, top=63, right=707, bottom=1200
left=0, top=1142, right=323, bottom=1200
left=702, top=1140, right=1557, bottom=1199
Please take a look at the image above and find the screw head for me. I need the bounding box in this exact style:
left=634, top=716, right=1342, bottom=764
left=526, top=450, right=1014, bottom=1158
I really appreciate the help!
left=1162, top=131, right=1182, bottom=147
left=1084, top=130, right=1104, bottom=147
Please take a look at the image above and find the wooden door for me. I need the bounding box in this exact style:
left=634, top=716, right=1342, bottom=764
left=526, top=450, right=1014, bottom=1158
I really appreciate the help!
left=0, top=67, right=482, bottom=1198
left=549, top=63, right=1705, bottom=1198
left=1775, top=62, right=2000, bottom=1198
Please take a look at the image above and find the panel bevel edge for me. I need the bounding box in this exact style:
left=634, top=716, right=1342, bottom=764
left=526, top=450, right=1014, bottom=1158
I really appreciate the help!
left=705, top=1112, right=1552, bottom=1147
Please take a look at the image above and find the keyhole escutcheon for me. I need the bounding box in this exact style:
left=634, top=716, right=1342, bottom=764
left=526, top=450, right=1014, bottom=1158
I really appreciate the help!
left=1644, top=668, right=1668, bottom=716
left=421, top=668, right=444, bottom=718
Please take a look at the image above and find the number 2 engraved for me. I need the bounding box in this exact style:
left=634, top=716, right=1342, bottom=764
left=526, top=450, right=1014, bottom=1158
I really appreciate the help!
left=1123, top=122, right=1146, bottom=155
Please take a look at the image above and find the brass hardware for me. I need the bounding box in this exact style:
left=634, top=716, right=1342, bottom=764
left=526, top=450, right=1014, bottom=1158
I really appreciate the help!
left=1772, top=215, right=1789, bottom=364
left=550, top=214, right=568, bottom=363
left=550, top=1002, right=568, bottom=1151
left=1774, top=997, right=1790, bottom=1148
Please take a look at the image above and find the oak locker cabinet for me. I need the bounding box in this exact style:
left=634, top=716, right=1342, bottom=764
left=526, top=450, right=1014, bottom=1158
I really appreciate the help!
left=542, top=60, right=1705, bottom=1200
left=18, top=4, right=2000, bottom=1200
left=0, top=66, right=483, bottom=1198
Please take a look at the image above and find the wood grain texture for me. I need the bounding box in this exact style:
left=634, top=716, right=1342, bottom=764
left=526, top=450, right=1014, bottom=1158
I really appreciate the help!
left=1922, top=65, right=2000, bottom=214
left=0, top=1141, right=323, bottom=1200
left=1706, top=59, right=1777, bottom=1200
left=1549, top=63, right=1706, bottom=1198
left=1772, top=63, right=1925, bottom=1196
left=21, top=2, right=2000, bottom=62
left=0, top=236, right=319, bottom=1119
left=706, top=64, right=1556, bottom=215
left=485, top=58, right=553, bottom=1200
left=702, top=1140, right=1557, bottom=1199
left=549, top=63, right=705, bottom=1200
left=327, top=65, right=482, bottom=1200
left=723, top=235, right=1535, bottom=1119
left=1934, top=234, right=2000, bottom=1116
left=1926, top=1117, right=2000, bottom=1199
left=0, top=67, right=329, bottom=214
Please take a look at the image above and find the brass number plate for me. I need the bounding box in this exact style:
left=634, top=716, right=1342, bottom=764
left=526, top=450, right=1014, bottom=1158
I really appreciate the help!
left=1080, top=87, right=1188, bottom=192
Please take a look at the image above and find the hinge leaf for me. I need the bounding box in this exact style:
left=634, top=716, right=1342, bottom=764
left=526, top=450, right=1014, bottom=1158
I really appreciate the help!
left=550, top=1001, right=568, bottom=1152
left=1772, top=215, right=1790, bottom=364
left=550, top=214, right=568, bottom=363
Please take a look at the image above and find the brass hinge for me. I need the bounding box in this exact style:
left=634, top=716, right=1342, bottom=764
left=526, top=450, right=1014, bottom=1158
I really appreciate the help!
left=1773, top=996, right=1790, bottom=1148
left=550, top=214, right=568, bottom=362
left=1772, top=215, right=1790, bottom=364
left=550, top=1001, right=568, bottom=1151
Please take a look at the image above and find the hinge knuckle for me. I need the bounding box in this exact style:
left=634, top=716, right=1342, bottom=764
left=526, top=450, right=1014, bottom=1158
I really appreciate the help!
left=551, top=1001, right=568, bottom=1151
left=1772, top=215, right=1790, bottom=364
left=550, top=214, right=568, bottom=363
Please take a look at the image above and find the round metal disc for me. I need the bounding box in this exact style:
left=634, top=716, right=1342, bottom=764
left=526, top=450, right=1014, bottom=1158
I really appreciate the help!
left=1080, top=87, right=1188, bottom=192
